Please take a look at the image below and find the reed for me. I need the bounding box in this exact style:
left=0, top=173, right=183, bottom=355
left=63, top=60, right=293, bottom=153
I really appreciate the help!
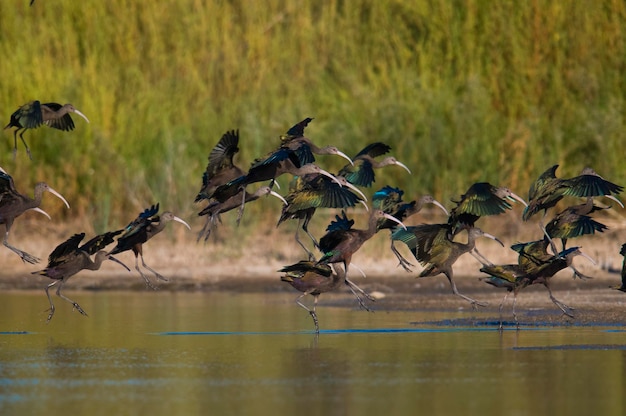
left=0, top=0, right=624, bottom=232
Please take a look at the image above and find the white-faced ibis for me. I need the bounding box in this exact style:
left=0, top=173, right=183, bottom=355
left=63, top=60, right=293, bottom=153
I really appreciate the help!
left=212, top=162, right=341, bottom=224
left=523, top=165, right=623, bottom=252
left=0, top=168, right=70, bottom=264
left=545, top=197, right=610, bottom=251
left=4, top=100, right=90, bottom=159
left=317, top=209, right=406, bottom=275
left=109, top=203, right=191, bottom=289
left=32, top=231, right=130, bottom=323
left=338, top=142, right=411, bottom=187
left=479, top=263, right=530, bottom=328
left=277, top=173, right=367, bottom=260
left=373, top=186, right=449, bottom=271
left=195, top=129, right=245, bottom=203
left=317, top=209, right=406, bottom=309
left=447, top=182, right=527, bottom=235
left=391, top=224, right=503, bottom=307
left=482, top=246, right=594, bottom=321
left=280, top=261, right=346, bottom=333
left=198, top=185, right=287, bottom=242
left=279, top=117, right=353, bottom=168
left=610, top=244, right=626, bottom=292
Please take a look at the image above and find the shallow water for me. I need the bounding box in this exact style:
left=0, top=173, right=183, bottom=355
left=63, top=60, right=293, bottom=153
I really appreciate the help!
left=0, top=290, right=625, bottom=415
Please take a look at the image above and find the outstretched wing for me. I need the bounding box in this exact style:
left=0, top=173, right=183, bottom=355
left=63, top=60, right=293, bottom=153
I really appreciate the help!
left=80, top=229, right=124, bottom=255
left=47, top=233, right=85, bottom=267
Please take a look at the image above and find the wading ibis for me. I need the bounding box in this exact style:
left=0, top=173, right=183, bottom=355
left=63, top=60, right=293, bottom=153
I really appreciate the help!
left=32, top=231, right=130, bottom=322
left=109, top=203, right=190, bottom=289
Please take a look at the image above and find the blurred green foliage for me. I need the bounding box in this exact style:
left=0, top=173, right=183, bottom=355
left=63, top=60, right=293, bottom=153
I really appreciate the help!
left=0, top=0, right=624, bottom=231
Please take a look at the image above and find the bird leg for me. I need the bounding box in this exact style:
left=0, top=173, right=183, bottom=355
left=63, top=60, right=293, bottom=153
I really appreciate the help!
left=391, top=241, right=414, bottom=272
left=19, top=130, right=33, bottom=160
left=3, top=228, right=39, bottom=264
left=294, top=227, right=316, bottom=261
left=296, top=293, right=319, bottom=333
left=45, top=281, right=58, bottom=323
left=56, top=283, right=88, bottom=318
left=570, top=266, right=593, bottom=280
left=236, top=186, right=248, bottom=226
left=539, top=219, right=560, bottom=256
left=512, top=292, right=519, bottom=330
left=344, top=278, right=376, bottom=312
left=444, top=272, right=487, bottom=308
left=139, top=253, right=169, bottom=282
left=470, top=248, right=494, bottom=267
left=497, top=292, right=509, bottom=331
left=134, top=255, right=159, bottom=290
left=544, top=282, right=575, bottom=318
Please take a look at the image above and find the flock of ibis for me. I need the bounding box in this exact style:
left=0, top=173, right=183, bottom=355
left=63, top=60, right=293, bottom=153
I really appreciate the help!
left=2, top=107, right=626, bottom=332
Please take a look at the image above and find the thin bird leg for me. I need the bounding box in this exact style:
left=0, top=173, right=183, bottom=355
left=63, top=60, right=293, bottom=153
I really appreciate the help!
left=391, top=240, right=414, bottom=272
left=470, top=248, right=494, bottom=267
left=236, top=186, right=248, bottom=226
left=139, top=253, right=168, bottom=282
left=3, top=226, right=39, bottom=264
left=544, top=281, right=575, bottom=318
left=538, top=216, right=559, bottom=256
left=197, top=218, right=211, bottom=242
left=56, top=283, right=88, bottom=317
left=294, top=223, right=316, bottom=261
left=512, top=292, right=519, bottom=330
left=344, top=280, right=373, bottom=312
left=444, top=272, right=488, bottom=308
left=19, top=130, right=32, bottom=160
left=45, top=280, right=58, bottom=322
left=498, top=292, right=509, bottom=331
left=134, top=255, right=159, bottom=290
left=296, top=293, right=319, bottom=333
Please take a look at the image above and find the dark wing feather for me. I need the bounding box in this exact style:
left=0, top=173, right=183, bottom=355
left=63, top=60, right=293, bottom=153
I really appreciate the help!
left=47, top=233, right=85, bottom=267
left=279, top=260, right=332, bottom=277
left=79, top=230, right=124, bottom=255
left=354, top=142, right=391, bottom=158
left=281, top=117, right=314, bottom=142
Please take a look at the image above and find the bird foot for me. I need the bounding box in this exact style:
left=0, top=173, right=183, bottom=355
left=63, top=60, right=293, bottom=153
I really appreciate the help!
left=471, top=300, right=489, bottom=310
left=155, top=274, right=169, bottom=282
left=45, top=308, right=55, bottom=323
left=72, top=303, right=88, bottom=317
left=397, top=259, right=413, bottom=272
left=19, top=251, right=40, bottom=265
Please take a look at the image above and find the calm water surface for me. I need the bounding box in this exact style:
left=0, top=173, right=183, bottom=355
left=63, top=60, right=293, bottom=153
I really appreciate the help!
left=0, top=290, right=625, bottom=415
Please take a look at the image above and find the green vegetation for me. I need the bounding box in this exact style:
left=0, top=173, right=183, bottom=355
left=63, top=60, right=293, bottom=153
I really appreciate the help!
left=0, top=0, right=624, bottom=232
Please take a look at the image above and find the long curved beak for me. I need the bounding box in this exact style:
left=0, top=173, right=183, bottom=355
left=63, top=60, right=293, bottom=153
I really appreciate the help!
left=318, top=168, right=342, bottom=185
left=431, top=200, right=449, bottom=216
left=343, top=181, right=368, bottom=202
left=606, top=194, right=625, bottom=208
left=269, top=190, right=288, bottom=206
left=576, top=249, right=597, bottom=265
left=335, top=150, right=354, bottom=166
left=73, top=109, right=90, bottom=124
left=47, top=186, right=70, bottom=209
left=508, top=191, right=528, bottom=207
left=29, top=207, right=51, bottom=220
left=358, top=200, right=370, bottom=211
left=382, top=212, right=406, bottom=230
left=395, top=161, right=411, bottom=174
left=107, top=255, right=131, bottom=272
left=483, top=232, right=505, bottom=247
left=172, top=216, right=191, bottom=230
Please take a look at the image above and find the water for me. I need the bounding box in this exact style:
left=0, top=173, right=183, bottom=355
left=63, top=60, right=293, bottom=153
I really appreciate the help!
left=0, top=290, right=625, bottom=415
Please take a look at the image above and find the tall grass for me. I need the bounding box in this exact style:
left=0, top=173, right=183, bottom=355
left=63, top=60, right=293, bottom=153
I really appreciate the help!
left=0, top=0, right=624, bottom=233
